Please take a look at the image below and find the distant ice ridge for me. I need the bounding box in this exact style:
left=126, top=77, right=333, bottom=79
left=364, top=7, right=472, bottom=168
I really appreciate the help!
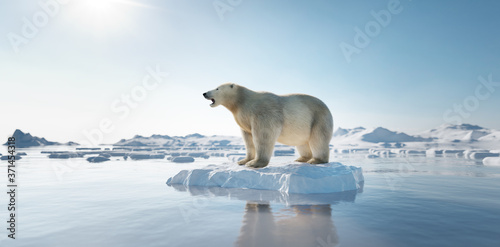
left=331, top=123, right=500, bottom=149
left=166, top=162, right=363, bottom=194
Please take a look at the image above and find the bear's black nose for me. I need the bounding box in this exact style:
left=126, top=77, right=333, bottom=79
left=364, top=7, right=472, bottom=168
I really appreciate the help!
left=203, top=93, right=207, bottom=97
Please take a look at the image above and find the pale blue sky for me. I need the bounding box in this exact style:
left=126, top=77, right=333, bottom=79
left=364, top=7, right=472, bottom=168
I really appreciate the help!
left=1, top=0, right=499, bottom=144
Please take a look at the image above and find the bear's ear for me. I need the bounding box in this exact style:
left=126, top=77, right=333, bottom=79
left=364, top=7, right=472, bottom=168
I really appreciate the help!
left=230, top=84, right=234, bottom=88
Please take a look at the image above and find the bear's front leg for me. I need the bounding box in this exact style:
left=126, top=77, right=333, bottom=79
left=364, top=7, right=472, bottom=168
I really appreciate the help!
left=238, top=130, right=255, bottom=165
left=245, top=123, right=280, bottom=168
left=245, top=159, right=269, bottom=168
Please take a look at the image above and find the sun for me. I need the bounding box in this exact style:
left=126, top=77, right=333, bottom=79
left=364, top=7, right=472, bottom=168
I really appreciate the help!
left=82, top=0, right=115, bottom=13
left=69, top=0, right=149, bottom=35
left=78, top=0, right=125, bottom=26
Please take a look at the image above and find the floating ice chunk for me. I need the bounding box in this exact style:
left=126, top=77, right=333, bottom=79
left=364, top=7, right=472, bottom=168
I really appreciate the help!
left=48, top=152, right=79, bottom=159
left=483, top=157, right=500, bottom=166
left=406, top=150, right=426, bottom=155
left=274, top=148, right=295, bottom=156
left=129, top=153, right=166, bottom=160
left=365, top=154, right=379, bottom=159
left=443, top=149, right=464, bottom=154
left=384, top=150, right=397, bottom=157
left=166, top=162, right=363, bottom=194
left=426, top=149, right=443, bottom=157
left=1, top=155, right=22, bottom=160
left=463, top=150, right=489, bottom=159
left=87, top=156, right=110, bottom=163
left=172, top=156, right=195, bottom=163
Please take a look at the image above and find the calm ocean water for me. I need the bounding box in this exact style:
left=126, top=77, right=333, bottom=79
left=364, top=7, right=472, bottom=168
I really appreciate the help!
left=1, top=147, right=499, bottom=247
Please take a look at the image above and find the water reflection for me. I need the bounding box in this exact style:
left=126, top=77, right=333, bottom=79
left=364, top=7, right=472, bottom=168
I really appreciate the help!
left=168, top=183, right=363, bottom=247
left=168, top=182, right=362, bottom=205
left=236, top=203, right=337, bottom=247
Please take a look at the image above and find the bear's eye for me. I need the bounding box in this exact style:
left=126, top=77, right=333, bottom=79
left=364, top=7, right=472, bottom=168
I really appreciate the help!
left=216, top=88, right=219, bottom=90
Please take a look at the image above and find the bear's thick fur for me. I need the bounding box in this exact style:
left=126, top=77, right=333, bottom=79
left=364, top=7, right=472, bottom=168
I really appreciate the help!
left=203, top=83, right=333, bottom=168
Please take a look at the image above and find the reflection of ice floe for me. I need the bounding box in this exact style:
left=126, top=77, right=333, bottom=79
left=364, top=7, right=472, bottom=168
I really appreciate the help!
left=235, top=202, right=339, bottom=247
left=166, top=162, right=364, bottom=194
left=169, top=183, right=362, bottom=205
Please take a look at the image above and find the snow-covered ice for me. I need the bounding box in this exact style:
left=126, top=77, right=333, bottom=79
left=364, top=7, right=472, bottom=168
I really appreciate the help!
left=463, top=150, right=488, bottom=159
left=166, top=162, right=364, bottom=194
left=426, top=149, right=443, bottom=157
left=482, top=157, right=500, bottom=166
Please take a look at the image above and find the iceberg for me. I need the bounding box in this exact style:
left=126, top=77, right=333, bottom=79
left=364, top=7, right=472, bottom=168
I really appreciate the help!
left=166, top=162, right=364, bottom=194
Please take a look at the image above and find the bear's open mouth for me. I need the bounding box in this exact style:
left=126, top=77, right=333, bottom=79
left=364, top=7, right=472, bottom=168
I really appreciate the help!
left=210, top=98, right=215, bottom=106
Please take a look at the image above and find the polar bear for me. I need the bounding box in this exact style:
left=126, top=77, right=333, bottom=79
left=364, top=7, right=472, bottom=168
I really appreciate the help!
left=203, top=83, right=333, bottom=168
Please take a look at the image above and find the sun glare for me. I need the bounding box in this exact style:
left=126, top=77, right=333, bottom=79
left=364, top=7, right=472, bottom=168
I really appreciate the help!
left=82, top=0, right=114, bottom=13
left=70, top=0, right=148, bottom=35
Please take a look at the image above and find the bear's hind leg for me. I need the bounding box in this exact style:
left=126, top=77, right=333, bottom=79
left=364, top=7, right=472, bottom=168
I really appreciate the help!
left=308, top=140, right=330, bottom=164
left=238, top=130, right=255, bottom=165
left=295, top=144, right=312, bottom=162
left=308, top=120, right=332, bottom=164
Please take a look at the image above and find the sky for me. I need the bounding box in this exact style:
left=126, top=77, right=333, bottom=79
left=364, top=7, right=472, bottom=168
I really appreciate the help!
left=1, top=0, right=500, bottom=145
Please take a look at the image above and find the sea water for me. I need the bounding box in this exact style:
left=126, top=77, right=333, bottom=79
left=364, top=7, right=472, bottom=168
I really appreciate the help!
left=0, top=147, right=499, bottom=247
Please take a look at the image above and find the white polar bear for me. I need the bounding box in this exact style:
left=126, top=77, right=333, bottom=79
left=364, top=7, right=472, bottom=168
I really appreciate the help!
left=203, top=83, right=333, bottom=168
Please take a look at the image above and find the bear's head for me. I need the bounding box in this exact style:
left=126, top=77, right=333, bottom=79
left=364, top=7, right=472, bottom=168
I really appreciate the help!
left=203, top=83, right=237, bottom=108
